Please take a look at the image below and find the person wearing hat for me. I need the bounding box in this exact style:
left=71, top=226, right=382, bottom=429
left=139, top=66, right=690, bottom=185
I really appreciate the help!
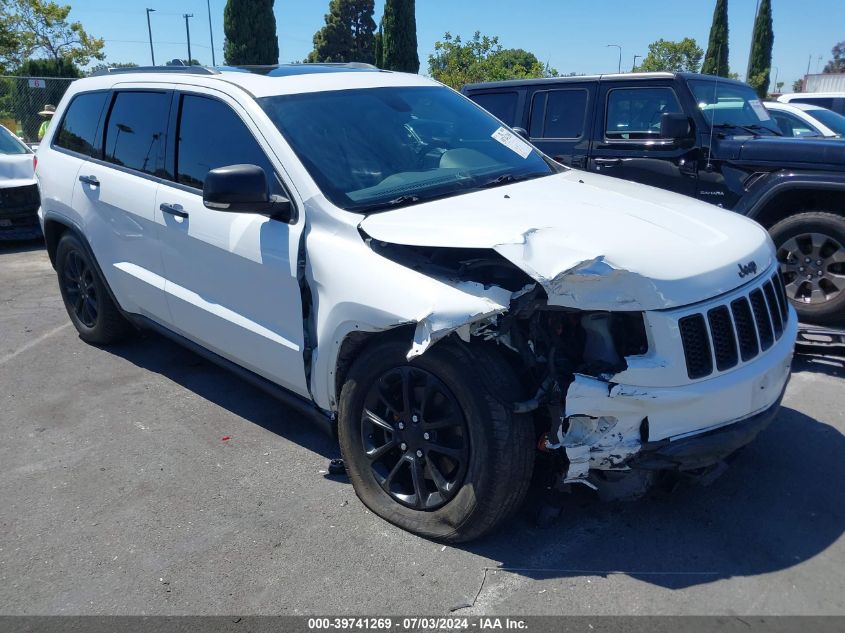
left=38, top=104, right=56, bottom=141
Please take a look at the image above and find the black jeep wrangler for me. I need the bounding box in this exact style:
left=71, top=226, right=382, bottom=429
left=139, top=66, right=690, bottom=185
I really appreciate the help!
left=463, top=72, right=845, bottom=324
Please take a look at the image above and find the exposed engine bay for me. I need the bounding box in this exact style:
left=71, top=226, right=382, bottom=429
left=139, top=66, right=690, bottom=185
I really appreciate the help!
left=368, top=239, right=655, bottom=493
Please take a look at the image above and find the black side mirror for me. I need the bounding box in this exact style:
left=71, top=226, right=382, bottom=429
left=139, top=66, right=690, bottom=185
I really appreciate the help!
left=203, top=164, right=293, bottom=222
left=512, top=126, right=529, bottom=139
left=660, top=112, right=692, bottom=140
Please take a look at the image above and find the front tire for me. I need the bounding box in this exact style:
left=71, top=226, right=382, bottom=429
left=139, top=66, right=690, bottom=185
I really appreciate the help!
left=338, top=339, right=535, bottom=542
left=56, top=233, right=132, bottom=344
left=770, top=211, right=845, bottom=325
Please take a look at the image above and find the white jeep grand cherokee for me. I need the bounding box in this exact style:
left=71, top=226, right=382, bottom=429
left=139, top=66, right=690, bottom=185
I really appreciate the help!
left=37, top=64, right=796, bottom=542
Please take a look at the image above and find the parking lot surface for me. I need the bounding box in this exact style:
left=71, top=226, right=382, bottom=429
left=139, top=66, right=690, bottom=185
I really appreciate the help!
left=1, top=241, right=844, bottom=615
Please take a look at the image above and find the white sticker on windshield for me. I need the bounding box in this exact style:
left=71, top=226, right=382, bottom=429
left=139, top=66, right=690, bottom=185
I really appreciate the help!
left=749, top=99, right=771, bottom=121
left=491, top=126, right=532, bottom=159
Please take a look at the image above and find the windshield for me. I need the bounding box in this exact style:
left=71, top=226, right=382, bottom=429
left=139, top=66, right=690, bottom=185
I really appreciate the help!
left=259, top=86, right=556, bottom=212
left=809, top=108, right=845, bottom=136
left=688, top=80, right=781, bottom=135
left=0, top=126, right=30, bottom=155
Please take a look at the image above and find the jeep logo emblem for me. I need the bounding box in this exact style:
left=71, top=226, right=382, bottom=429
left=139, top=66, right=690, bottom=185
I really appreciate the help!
left=737, top=261, right=757, bottom=278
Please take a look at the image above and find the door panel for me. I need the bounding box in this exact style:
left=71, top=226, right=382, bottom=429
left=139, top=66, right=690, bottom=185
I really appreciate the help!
left=589, top=83, right=700, bottom=196
left=75, top=164, right=171, bottom=322
left=527, top=85, right=594, bottom=169
left=156, top=92, right=307, bottom=395
left=70, top=89, right=173, bottom=322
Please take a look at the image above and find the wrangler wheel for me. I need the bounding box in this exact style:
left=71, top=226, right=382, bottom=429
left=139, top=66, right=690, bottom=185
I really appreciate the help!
left=771, top=212, right=845, bottom=325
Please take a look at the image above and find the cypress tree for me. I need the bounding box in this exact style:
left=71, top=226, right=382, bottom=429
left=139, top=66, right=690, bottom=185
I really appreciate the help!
left=223, top=0, right=279, bottom=65
left=747, top=0, right=774, bottom=97
left=701, top=0, right=729, bottom=76
left=374, top=20, right=383, bottom=67
left=381, top=0, right=419, bottom=73
left=307, top=0, right=376, bottom=64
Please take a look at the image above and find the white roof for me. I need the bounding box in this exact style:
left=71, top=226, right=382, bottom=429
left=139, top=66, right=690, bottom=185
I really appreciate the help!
left=67, top=66, right=439, bottom=99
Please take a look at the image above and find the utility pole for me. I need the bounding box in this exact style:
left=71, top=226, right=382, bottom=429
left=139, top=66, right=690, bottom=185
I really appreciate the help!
left=183, top=13, right=194, bottom=65
left=206, top=0, right=216, bottom=66
left=606, top=44, right=621, bottom=73
left=632, top=54, right=642, bottom=72
left=145, top=8, right=156, bottom=65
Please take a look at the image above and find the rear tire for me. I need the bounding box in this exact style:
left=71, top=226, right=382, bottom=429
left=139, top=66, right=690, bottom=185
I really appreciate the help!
left=338, top=339, right=535, bottom=542
left=770, top=211, right=845, bottom=326
left=56, top=233, right=132, bottom=344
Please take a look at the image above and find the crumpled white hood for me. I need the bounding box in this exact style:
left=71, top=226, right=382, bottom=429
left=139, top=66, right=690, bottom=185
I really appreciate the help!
left=0, top=153, right=36, bottom=188
left=360, top=170, right=774, bottom=310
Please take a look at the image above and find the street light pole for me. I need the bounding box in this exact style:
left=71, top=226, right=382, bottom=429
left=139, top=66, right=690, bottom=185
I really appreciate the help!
left=632, top=54, right=642, bottom=72
left=206, top=0, right=216, bottom=66
left=145, top=8, right=156, bottom=66
left=606, top=44, right=621, bottom=73
left=183, top=13, right=194, bottom=65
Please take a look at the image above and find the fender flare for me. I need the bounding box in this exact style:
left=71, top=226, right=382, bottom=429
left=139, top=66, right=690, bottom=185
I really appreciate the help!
left=738, top=171, right=845, bottom=222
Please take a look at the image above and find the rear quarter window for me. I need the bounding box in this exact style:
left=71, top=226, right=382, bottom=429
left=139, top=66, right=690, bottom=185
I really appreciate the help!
left=469, top=91, right=519, bottom=126
left=54, top=92, right=109, bottom=157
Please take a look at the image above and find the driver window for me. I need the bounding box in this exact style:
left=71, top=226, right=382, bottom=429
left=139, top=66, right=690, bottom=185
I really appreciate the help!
left=606, top=87, right=682, bottom=140
left=771, top=112, right=816, bottom=137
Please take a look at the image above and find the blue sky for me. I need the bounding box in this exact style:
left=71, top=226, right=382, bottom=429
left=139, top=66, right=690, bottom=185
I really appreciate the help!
left=69, top=0, right=843, bottom=90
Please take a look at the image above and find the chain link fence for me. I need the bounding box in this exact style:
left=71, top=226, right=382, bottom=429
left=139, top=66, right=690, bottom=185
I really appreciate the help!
left=0, top=76, right=77, bottom=145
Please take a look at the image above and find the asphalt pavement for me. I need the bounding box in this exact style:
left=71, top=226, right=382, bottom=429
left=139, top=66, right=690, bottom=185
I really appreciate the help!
left=1, top=241, right=843, bottom=615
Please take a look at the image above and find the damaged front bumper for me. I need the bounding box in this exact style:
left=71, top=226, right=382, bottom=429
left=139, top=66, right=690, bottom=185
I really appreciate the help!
left=550, top=309, right=796, bottom=483
left=630, top=388, right=785, bottom=471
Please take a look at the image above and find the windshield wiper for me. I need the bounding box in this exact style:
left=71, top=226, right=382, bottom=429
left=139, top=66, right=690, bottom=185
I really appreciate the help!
left=474, top=172, right=548, bottom=190
left=713, top=123, right=782, bottom=137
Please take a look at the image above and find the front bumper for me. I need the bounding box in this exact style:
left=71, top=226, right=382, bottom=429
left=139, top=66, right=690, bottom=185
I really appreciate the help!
left=555, top=309, right=796, bottom=481
left=629, top=384, right=786, bottom=471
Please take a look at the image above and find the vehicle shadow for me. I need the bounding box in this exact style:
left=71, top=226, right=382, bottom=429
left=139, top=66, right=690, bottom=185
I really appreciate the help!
left=0, top=237, right=45, bottom=255
left=100, top=330, right=339, bottom=460
left=792, top=352, right=845, bottom=379
left=461, top=406, right=844, bottom=589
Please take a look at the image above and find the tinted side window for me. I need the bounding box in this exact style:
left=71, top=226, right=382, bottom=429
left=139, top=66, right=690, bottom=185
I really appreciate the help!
left=530, top=89, right=588, bottom=139
left=177, top=95, right=278, bottom=192
left=54, top=92, right=108, bottom=157
left=470, top=91, right=519, bottom=126
left=793, top=97, right=834, bottom=109
left=606, top=87, right=682, bottom=140
left=104, top=91, right=170, bottom=176
left=771, top=111, right=817, bottom=137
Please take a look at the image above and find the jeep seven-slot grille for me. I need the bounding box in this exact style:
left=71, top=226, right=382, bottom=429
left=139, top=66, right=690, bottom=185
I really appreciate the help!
left=679, top=273, right=789, bottom=379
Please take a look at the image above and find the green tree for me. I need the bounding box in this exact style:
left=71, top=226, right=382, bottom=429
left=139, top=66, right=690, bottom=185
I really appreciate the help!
left=792, top=78, right=803, bottom=92
left=381, top=0, right=419, bottom=73
left=374, top=20, right=383, bottom=67
left=10, top=57, right=80, bottom=140
left=0, top=0, right=104, bottom=72
left=307, top=0, right=376, bottom=64
left=636, top=38, right=703, bottom=73
left=428, top=32, right=556, bottom=90
left=746, top=0, right=773, bottom=97
left=823, top=41, right=845, bottom=74
left=86, top=61, right=137, bottom=76
left=223, top=0, right=279, bottom=66
left=701, top=0, right=729, bottom=76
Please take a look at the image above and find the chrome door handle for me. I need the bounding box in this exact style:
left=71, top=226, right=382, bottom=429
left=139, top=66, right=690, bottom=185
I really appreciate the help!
left=594, top=158, right=621, bottom=167
left=160, top=203, right=188, bottom=218
left=78, top=175, right=100, bottom=186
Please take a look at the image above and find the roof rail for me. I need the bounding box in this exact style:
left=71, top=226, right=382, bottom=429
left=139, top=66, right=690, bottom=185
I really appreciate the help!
left=235, top=62, right=379, bottom=70
left=91, top=65, right=220, bottom=77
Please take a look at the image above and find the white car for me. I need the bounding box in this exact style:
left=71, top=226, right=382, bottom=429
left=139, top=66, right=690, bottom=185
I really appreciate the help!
left=765, top=101, right=845, bottom=138
left=776, top=92, right=845, bottom=116
left=36, top=65, right=796, bottom=541
left=0, top=124, right=40, bottom=240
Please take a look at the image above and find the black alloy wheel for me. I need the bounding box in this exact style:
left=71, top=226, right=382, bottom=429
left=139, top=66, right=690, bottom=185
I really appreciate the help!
left=361, top=366, right=469, bottom=511
left=62, top=249, right=99, bottom=328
